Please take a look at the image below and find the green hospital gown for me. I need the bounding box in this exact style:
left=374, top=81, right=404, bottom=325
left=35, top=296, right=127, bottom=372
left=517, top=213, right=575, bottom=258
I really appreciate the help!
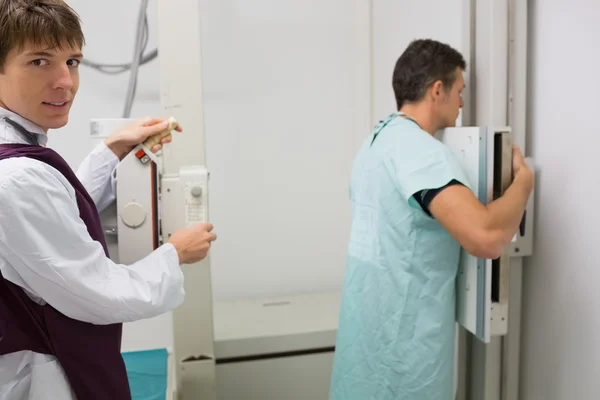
left=329, top=112, right=473, bottom=400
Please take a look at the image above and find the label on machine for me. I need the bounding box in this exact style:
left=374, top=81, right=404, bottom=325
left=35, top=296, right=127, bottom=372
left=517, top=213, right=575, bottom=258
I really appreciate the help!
left=160, top=166, right=209, bottom=242
left=180, top=166, right=209, bottom=226
left=184, top=181, right=207, bottom=226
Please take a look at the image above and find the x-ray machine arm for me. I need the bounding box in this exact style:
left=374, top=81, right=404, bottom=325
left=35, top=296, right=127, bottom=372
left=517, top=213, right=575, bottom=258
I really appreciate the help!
left=156, top=0, right=216, bottom=398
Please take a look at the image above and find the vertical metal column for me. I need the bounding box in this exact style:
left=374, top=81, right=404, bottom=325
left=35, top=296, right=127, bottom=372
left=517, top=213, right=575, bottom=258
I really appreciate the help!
left=456, top=1, right=477, bottom=398
left=468, top=0, right=529, bottom=398
left=502, top=0, right=528, bottom=398
left=470, top=0, right=509, bottom=399
left=157, top=1, right=217, bottom=399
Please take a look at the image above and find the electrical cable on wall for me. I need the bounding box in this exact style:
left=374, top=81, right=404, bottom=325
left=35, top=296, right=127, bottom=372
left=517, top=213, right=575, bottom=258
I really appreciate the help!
left=122, top=0, right=150, bottom=118
left=81, top=14, right=157, bottom=74
left=80, top=0, right=156, bottom=118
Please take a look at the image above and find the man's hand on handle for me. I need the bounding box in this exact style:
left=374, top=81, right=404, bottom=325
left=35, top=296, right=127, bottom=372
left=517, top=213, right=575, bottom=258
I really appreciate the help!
left=104, top=117, right=183, bottom=161
left=168, top=223, right=217, bottom=264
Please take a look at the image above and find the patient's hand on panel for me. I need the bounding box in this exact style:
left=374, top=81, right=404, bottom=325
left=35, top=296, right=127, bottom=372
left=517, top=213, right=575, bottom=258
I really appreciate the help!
left=168, top=223, right=217, bottom=264
left=512, top=145, right=534, bottom=191
left=429, top=145, right=534, bottom=259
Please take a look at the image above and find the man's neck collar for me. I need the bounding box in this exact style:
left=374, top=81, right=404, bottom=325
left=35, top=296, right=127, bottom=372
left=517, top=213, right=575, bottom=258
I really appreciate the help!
left=398, top=104, right=439, bottom=136
left=0, top=106, right=47, bottom=135
left=0, top=106, right=49, bottom=146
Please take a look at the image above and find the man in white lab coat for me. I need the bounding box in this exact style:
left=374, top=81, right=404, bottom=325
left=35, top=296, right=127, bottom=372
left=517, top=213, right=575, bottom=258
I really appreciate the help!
left=0, top=1, right=216, bottom=399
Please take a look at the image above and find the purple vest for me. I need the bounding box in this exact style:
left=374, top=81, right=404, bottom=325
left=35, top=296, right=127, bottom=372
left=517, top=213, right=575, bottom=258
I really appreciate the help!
left=0, top=144, right=131, bottom=399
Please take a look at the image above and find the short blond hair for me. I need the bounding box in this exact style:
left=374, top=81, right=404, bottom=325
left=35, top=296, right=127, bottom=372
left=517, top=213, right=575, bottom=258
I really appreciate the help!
left=0, top=0, right=85, bottom=70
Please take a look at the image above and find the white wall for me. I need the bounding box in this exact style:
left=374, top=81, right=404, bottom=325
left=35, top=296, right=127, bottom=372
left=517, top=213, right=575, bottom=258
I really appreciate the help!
left=521, top=0, right=600, bottom=399
left=372, top=0, right=467, bottom=120
left=198, top=0, right=365, bottom=301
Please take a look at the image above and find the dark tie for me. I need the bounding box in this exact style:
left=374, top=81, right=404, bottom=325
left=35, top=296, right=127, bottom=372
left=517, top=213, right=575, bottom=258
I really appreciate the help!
left=3, top=117, right=39, bottom=146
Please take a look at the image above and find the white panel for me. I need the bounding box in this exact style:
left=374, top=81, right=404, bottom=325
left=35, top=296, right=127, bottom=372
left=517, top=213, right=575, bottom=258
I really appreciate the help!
left=216, top=353, right=334, bottom=400
left=198, top=0, right=368, bottom=300
left=437, top=126, right=491, bottom=343
left=486, top=128, right=512, bottom=338
left=115, top=155, right=157, bottom=264
left=213, top=293, right=339, bottom=400
left=213, top=291, right=340, bottom=358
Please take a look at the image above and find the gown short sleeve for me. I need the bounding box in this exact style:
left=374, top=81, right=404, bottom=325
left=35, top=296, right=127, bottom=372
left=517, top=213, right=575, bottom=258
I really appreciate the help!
left=387, top=139, right=474, bottom=211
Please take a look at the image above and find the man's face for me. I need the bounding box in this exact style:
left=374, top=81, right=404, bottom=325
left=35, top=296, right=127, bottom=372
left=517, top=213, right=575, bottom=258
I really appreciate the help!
left=0, top=42, right=82, bottom=132
left=435, top=68, right=465, bottom=128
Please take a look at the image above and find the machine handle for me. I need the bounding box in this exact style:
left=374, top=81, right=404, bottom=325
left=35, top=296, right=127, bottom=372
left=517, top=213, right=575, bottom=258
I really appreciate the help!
left=142, top=116, right=178, bottom=149
left=519, top=211, right=527, bottom=237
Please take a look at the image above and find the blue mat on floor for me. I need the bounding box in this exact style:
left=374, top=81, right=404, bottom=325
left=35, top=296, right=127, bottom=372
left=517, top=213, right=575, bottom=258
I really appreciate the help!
left=122, top=348, right=169, bottom=400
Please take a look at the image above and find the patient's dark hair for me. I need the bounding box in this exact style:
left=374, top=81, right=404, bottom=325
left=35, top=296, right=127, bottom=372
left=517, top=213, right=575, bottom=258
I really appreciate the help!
left=392, top=39, right=466, bottom=109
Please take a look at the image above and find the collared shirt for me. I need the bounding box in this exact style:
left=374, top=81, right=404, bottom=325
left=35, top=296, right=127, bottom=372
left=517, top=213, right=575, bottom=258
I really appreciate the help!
left=0, top=107, right=184, bottom=399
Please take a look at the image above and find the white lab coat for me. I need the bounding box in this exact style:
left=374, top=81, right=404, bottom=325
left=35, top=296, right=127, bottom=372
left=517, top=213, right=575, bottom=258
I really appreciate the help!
left=0, top=108, right=185, bottom=399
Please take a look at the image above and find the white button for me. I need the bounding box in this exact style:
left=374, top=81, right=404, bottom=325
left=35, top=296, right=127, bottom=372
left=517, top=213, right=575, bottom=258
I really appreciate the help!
left=191, top=186, right=203, bottom=198
left=121, top=202, right=146, bottom=228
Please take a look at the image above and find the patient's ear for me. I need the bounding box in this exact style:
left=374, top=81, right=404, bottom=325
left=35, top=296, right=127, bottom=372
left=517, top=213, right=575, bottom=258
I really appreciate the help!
left=431, top=80, right=444, bottom=100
